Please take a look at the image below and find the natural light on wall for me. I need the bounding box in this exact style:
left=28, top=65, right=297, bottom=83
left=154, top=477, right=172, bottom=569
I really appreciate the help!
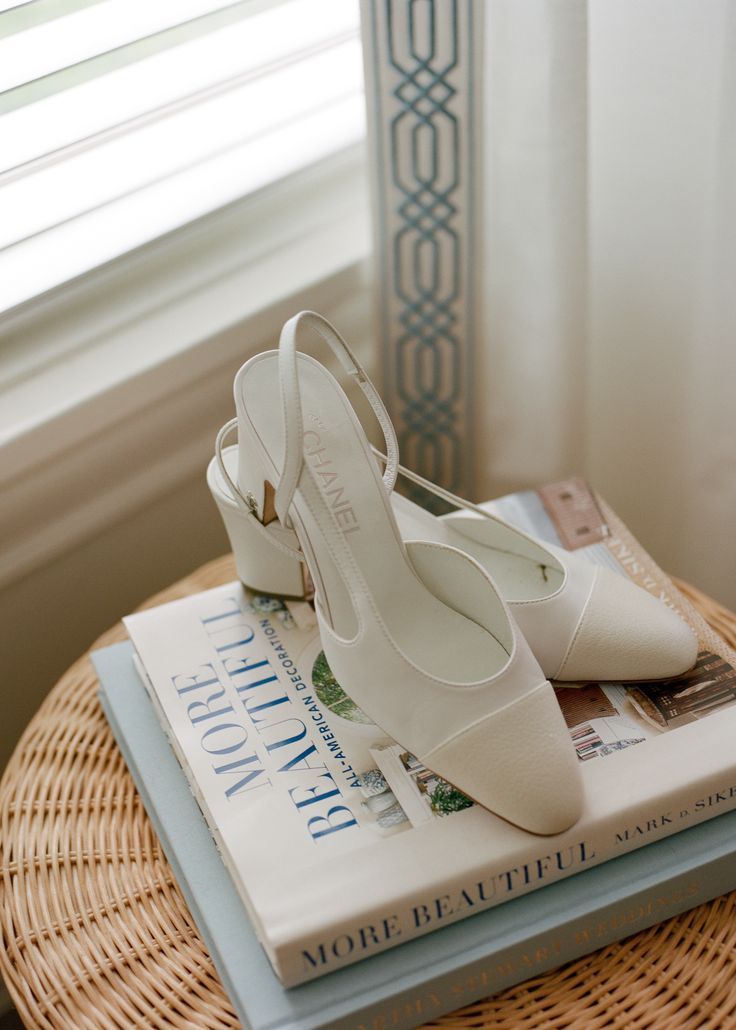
left=0, top=0, right=365, bottom=314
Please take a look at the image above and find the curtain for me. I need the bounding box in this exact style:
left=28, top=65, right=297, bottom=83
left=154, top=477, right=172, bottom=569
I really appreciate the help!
left=363, top=0, right=736, bottom=608
left=583, top=1, right=736, bottom=610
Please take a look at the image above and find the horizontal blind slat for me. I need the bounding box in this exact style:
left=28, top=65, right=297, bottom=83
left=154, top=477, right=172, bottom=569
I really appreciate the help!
left=0, top=0, right=106, bottom=37
left=0, top=0, right=251, bottom=92
left=0, top=97, right=365, bottom=312
left=0, top=39, right=364, bottom=249
left=0, top=0, right=44, bottom=15
left=0, top=0, right=365, bottom=315
left=0, top=0, right=360, bottom=175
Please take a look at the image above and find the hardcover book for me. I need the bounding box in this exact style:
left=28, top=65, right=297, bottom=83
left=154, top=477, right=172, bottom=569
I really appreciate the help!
left=123, top=478, right=736, bottom=987
left=94, top=640, right=736, bottom=1030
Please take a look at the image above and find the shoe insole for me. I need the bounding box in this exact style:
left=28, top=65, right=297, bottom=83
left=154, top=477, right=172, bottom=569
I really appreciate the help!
left=392, top=494, right=565, bottom=602
left=239, top=353, right=512, bottom=684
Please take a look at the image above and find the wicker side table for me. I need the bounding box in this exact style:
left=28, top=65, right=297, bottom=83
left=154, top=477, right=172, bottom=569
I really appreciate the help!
left=2, top=555, right=736, bottom=1029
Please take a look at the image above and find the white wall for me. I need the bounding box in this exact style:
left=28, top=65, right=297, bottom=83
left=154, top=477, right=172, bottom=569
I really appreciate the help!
left=0, top=472, right=228, bottom=774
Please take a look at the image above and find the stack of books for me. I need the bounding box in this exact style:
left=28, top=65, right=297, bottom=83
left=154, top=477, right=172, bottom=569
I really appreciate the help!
left=93, top=477, right=736, bottom=1030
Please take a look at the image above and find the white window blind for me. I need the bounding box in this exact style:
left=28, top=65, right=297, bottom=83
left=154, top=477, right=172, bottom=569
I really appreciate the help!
left=0, top=0, right=365, bottom=315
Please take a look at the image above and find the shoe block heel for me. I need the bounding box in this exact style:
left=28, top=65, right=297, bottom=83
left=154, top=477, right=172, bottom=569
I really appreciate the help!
left=206, top=445, right=310, bottom=600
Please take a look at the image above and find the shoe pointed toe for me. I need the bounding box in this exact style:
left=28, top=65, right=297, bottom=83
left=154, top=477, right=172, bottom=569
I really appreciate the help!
left=422, top=682, right=584, bottom=835
left=557, top=569, right=698, bottom=682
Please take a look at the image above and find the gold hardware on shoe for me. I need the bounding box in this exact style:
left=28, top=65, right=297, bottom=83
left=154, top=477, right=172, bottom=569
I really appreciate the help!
left=245, top=482, right=279, bottom=526
left=301, top=563, right=315, bottom=602
left=262, top=481, right=278, bottom=525
left=245, top=492, right=259, bottom=517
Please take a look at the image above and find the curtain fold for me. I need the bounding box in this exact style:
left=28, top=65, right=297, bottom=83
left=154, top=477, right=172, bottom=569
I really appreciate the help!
left=478, top=0, right=588, bottom=492
left=586, top=0, right=736, bottom=607
left=362, top=0, right=736, bottom=607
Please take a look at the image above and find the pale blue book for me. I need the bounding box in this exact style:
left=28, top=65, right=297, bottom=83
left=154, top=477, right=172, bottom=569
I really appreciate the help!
left=94, top=641, right=736, bottom=1030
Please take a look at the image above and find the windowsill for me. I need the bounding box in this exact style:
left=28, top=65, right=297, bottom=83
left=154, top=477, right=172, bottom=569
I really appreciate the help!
left=0, top=143, right=372, bottom=590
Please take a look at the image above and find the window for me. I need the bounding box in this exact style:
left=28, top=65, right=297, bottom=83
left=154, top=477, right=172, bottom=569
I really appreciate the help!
left=0, top=0, right=365, bottom=314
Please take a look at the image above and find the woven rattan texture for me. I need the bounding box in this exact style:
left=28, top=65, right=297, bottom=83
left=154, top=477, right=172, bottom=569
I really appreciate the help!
left=2, top=556, right=736, bottom=1029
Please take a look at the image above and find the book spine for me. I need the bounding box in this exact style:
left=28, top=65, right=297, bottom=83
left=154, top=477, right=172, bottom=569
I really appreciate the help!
left=277, top=775, right=736, bottom=986
left=321, top=848, right=736, bottom=1030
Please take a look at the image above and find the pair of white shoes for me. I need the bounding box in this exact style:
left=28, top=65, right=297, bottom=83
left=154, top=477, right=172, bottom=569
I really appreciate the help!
left=207, top=311, right=698, bottom=836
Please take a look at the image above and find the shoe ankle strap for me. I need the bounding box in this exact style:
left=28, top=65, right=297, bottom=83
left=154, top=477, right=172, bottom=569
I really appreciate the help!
left=276, top=310, right=399, bottom=525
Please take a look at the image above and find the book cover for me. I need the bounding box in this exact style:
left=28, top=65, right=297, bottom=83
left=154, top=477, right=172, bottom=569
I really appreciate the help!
left=94, top=640, right=736, bottom=1030
left=123, top=479, right=736, bottom=986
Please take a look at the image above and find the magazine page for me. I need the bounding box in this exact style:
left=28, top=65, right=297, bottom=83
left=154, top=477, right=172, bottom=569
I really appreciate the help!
left=124, top=478, right=736, bottom=985
left=499, top=479, right=736, bottom=747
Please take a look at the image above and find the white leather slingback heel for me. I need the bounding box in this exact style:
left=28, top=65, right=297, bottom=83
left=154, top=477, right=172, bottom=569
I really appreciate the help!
left=210, top=399, right=697, bottom=686
left=224, top=310, right=583, bottom=835
left=384, top=468, right=698, bottom=684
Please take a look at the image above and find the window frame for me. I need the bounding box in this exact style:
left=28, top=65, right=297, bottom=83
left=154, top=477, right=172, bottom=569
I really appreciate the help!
left=0, top=143, right=372, bottom=591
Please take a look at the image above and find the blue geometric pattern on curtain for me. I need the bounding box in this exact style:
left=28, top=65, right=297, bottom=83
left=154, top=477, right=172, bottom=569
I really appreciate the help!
left=361, top=0, right=479, bottom=500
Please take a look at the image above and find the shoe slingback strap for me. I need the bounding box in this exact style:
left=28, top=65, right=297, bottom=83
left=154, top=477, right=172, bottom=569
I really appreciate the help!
left=216, top=423, right=523, bottom=563
left=215, top=418, right=305, bottom=562
left=371, top=445, right=504, bottom=523
left=215, top=419, right=488, bottom=559
left=276, top=310, right=399, bottom=526
left=373, top=451, right=564, bottom=574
